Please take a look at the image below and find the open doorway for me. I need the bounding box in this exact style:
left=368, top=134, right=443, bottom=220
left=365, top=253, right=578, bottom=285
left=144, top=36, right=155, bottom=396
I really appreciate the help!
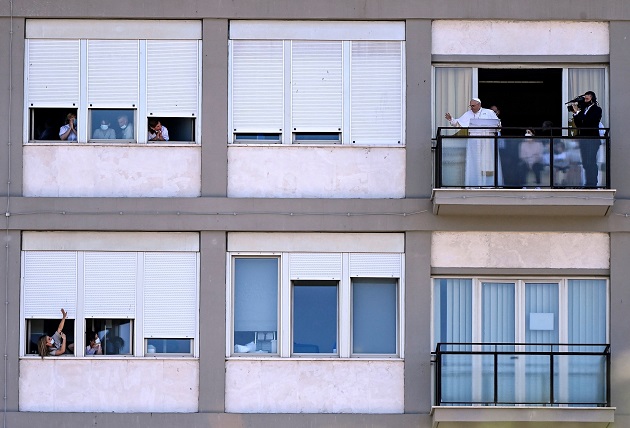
left=478, top=68, right=562, bottom=136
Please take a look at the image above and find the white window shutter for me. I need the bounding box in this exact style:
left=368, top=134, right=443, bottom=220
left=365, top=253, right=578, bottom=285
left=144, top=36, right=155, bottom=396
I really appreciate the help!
left=350, top=41, right=403, bottom=145
left=84, top=252, right=136, bottom=318
left=146, top=40, right=199, bottom=116
left=143, top=253, right=197, bottom=338
left=291, top=41, right=343, bottom=131
left=27, top=40, right=80, bottom=107
left=231, top=40, right=284, bottom=133
left=289, top=253, right=342, bottom=280
left=87, top=40, right=139, bottom=107
left=23, top=252, right=77, bottom=318
left=349, top=253, right=402, bottom=277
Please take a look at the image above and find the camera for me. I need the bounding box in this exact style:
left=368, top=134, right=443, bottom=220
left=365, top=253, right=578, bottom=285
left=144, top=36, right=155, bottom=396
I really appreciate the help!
left=566, top=95, right=585, bottom=104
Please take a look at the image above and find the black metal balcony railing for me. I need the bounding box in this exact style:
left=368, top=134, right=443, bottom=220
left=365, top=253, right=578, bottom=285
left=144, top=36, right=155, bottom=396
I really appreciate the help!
left=432, top=343, right=611, bottom=407
left=433, top=127, right=611, bottom=189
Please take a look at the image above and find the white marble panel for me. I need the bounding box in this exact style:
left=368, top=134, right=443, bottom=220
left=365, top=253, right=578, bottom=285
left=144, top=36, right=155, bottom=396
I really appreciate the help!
left=227, top=146, right=405, bottom=198
left=432, top=21, right=609, bottom=56
left=19, top=359, right=199, bottom=412
left=23, top=145, right=201, bottom=197
left=432, top=232, right=609, bottom=269
left=225, top=360, right=404, bottom=413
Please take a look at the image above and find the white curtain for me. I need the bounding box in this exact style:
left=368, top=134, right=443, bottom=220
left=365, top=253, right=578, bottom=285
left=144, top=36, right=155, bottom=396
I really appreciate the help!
left=434, top=68, right=473, bottom=186
left=433, top=278, right=473, bottom=404
left=568, top=68, right=607, bottom=126
left=565, top=279, right=607, bottom=404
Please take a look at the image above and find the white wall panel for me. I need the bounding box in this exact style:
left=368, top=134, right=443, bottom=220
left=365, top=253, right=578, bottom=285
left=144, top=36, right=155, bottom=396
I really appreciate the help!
left=432, top=21, right=609, bottom=56
left=432, top=232, right=610, bottom=269
left=23, top=145, right=201, bottom=197
left=227, top=146, right=405, bottom=198
left=228, top=233, right=405, bottom=253
left=19, top=359, right=198, bottom=412
left=225, top=360, right=403, bottom=413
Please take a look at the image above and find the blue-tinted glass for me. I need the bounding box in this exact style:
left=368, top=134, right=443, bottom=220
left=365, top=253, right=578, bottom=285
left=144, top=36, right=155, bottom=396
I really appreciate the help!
left=233, top=258, right=278, bottom=354
left=293, top=281, right=337, bottom=354
left=146, top=338, right=192, bottom=354
left=294, top=133, right=340, bottom=141
left=352, top=278, right=396, bottom=354
left=235, top=133, right=281, bottom=141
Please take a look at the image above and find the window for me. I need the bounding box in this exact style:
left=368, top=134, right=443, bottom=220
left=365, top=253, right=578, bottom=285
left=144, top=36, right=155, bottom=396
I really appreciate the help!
left=21, top=250, right=198, bottom=357
left=229, top=252, right=402, bottom=358
left=24, top=20, right=201, bottom=144
left=229, top=21, right=405, bottom=146
left=432, top=277, right=608, bottom=405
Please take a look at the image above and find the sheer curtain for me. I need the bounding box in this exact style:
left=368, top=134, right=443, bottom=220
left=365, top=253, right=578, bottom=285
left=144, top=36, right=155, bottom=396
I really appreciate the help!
left=566, top=279, right=607, bottom=404
left=568, top=68, right=607, bottom=126
left=434, top=67, right=473, bottom=137
left=434, top=68, right=473, bottom=186
left=433, top=278, right=473, bottom=404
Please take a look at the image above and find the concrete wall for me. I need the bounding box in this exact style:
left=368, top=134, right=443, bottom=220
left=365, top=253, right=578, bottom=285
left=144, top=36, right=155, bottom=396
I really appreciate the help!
left=227, top=146, right=405, bottom=199
left=19, top=359, right=199, bottom=412
left=225, top=360, right=404, bottom=413
left=23, top=145, right=201, bottom=197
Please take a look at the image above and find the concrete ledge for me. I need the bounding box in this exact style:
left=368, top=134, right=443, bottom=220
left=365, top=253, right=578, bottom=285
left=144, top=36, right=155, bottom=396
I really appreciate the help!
left=432, top=406, right=615, bottom=428
left=432, top=189, right=616, bottom=216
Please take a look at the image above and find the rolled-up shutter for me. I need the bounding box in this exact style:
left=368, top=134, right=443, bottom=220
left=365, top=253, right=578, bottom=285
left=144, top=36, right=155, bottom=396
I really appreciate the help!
left=349, top=253, right=402, bottom=277
left=23, top=251, right=77, bottom=318
left=143, top=252, right=197, bottom=338
left=146, top=40, right=199, bottom=116
left=87, top=40, right=139, bottom=107
left=350, top=41, right=403, bottom=145
left=26, top=40, right=80, bottom=107
left=291, top=41, right=343, bottom=131
left=231, top=40, right=284, bottom=134
left=289, top=253, right=342, bottom=280
left=83, top=252, right=137, bottom=318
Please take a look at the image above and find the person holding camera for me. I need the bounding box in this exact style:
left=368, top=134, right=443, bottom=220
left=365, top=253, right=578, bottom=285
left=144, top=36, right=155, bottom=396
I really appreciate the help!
left=572, top=91, right=602, bottom=187
left=36, top=308, right=74, bottom=357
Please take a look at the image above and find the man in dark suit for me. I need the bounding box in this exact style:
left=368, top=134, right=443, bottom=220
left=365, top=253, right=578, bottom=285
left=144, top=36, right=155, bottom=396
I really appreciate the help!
left=572, top=91, right=602, bottom=187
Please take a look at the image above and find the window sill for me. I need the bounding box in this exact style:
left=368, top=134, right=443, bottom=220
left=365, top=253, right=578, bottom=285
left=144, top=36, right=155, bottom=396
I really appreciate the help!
left=228, top=142, right=405, bottom=148
left=25, top=141, right=200, bottom=147
left=226, top=356, right=403, bottom=361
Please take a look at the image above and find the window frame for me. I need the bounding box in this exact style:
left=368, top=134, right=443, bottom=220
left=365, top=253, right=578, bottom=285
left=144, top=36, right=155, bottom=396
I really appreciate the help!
left=228, top=24, right=406, bottom=147
left=227, top=251, right=404, bottom=359
left=20, top=250, right=200, bottom=358
left=431, top=276, right=610, bottom=348
left=24, top=34, right=202, bottom=145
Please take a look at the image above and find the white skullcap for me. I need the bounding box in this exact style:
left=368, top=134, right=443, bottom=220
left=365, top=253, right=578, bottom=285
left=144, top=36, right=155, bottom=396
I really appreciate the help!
left=471, top=97, right=481, bottom=104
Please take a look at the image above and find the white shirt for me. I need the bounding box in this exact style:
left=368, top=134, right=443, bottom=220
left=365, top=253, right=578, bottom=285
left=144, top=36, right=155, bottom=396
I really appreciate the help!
left=148, top=125, right=169, bottom=141
left=450, top=108, right=499, bottom=127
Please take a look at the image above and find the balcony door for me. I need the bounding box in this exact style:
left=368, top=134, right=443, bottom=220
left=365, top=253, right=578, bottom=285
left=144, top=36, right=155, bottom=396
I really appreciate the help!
left=434, top=278, right=608, bottom=406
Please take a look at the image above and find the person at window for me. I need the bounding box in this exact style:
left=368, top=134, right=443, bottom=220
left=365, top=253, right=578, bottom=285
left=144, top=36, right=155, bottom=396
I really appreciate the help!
left=518, top=129, right=544, bottom=187
left=444, top=98, right=499, bottom=128
left=92, top=119, right=116, bottom=139
left=85, top=331, right=103, bottom=355
left=572, top=91, right=602, bottom=187
left=36, top=308, right=74, bottom=358
left=148, top=119, right=169, bottom=141
left=117, top=114, right=134, bottom=140
left=59, top=113, right=78, bottom=141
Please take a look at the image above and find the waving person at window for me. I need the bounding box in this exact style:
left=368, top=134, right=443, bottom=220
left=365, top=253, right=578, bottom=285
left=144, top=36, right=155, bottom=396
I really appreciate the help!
left=37, top=308, right=74, bottom=357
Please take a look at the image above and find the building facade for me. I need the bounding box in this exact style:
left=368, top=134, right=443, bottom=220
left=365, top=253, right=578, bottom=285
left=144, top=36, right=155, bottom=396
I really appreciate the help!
left=2, top=1, right=630, bottom=427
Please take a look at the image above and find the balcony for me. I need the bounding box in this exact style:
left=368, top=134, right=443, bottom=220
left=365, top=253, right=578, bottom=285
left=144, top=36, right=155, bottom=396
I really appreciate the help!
left=431, top=342, right=615, bottom=427
left=431, top=127, right=615, bottom=216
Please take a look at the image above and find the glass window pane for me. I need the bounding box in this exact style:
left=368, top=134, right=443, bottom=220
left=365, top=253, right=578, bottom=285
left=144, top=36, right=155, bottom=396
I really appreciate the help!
left=352, top=278, right=397, bottom=354
left=293, top=280, right=337, bottom=354
left=233, top=258, right=278, bottom=354
left=432, top=278, right=473, bottom=349
left=26, top=318, right=75, bottom=356
left=86, top=319, right=133, bottom=355
left=90, top=109, right=136, bottom=141
left=146, top=338, right=192, bottom=355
